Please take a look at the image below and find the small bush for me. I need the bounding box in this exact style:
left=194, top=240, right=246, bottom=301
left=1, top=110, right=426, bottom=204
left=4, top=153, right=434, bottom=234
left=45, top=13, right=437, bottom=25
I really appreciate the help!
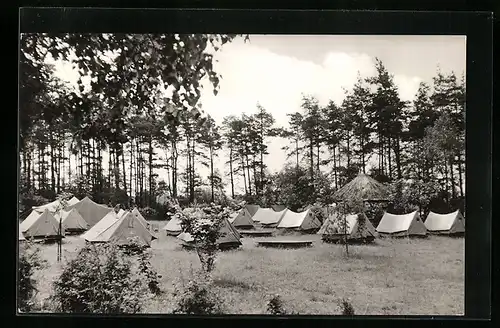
left=18, top=243, right=47, bottom=312
left=340, top=299, right=355, bottom=315
left=51, top=243, right=150, bottom=314
left=173, top=270, right=225, bottom=315
left=267, top=294, right=286, bottom=315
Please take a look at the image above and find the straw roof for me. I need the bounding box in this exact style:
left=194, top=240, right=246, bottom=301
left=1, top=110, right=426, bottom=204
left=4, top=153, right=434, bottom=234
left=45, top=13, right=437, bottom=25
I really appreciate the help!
left=333, top=173, right=390, bottom=202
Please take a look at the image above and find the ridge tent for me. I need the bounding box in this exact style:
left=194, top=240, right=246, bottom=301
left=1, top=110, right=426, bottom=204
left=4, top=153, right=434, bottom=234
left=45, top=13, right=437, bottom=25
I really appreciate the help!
left=131, top=208, right=150, bottom=229
left=65, top=196, right=113, bottom=228
left=245, top=205, right=260, bottom=217
left=82, top=211, right=156, bottom=247
left=67, top=197, right=80, bottom=206
left=424, top=210, right=465, bottom=235
left=163, top=215, right=183, bottom=236
left=177, top=218, right=242, bottom=249
left=317, top=212, right=377, bottom=243
left=56, top=208, right=89, bottom=234
left=277, top=209, right=322, bottom=231
left=81, top=210, right=120, bottom=242
left=376, top=211, right=427, bottom=237
left=32, top=199, right=63, bottom=213
left=20, top=209, right=65, bottom=240
left=228, top=208, right=254, bottom=229
left=19, top=227, right=26, bottom=241
left=253, top=208, right=288, bottom=228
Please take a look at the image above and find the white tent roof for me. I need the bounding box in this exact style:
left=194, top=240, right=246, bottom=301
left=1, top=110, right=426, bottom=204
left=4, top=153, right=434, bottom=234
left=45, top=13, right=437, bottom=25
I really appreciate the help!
left=20, top=209, right=64, bottom=238
left=67, top=197, right=80, bottom=206
left=425, top=210, right=464, bottom=232
left=84, top=211, right=156, bottom=246
left=131, top=208, right=149, bottom=228
left=163, top=216, right=182, bottom=233
left=376, top=211, right=419, bottom=234
left=252, top=208, right=287, bottom=225
left=32, top=199, right=63, bottom=213
left=81, top=210, right=121, bottom=241
left=278, top=209, right=322, bottom=230
left=56, top=208, right=89, bottom=231
left=19, top=227, right=26, bottom=241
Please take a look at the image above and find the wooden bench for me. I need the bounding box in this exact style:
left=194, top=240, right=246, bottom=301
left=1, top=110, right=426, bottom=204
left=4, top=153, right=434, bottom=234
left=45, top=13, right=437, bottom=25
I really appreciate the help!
left=256, top=240, right=314, bottom=248
left=239, top=230, right=274, bottom=237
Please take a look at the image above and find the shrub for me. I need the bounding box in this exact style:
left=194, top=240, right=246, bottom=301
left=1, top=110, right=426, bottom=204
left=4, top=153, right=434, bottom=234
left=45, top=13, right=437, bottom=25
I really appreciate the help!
left=51, top=243, right=150, bottom=314
left=18, top=243, right=47, bottom=312
left=340, top=299, right=355, bottom=315
left=180, top=204, right=230, bottom=273
left=173, top=270, right=225, bottom=315
left=267, top=294, right=286, bottom=315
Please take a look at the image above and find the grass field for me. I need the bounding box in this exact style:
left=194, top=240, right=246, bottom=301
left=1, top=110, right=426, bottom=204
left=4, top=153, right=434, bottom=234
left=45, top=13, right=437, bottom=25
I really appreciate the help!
left=30, top=228, right=464, bottom=315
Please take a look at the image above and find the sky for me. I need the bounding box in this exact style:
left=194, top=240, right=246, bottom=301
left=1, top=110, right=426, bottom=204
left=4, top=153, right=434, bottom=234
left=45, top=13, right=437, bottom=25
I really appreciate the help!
left=50, top=35, right=466, bottom=195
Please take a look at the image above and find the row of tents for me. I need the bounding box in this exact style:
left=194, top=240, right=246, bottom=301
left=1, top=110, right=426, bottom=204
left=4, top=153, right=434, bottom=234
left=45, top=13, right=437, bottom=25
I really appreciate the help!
left=161, top=203, right=465, bottom=247
left=19, top=196, right=157, bottom=247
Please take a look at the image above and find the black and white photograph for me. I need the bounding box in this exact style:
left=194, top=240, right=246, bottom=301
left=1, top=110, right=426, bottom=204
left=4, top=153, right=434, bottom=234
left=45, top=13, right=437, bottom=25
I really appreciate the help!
left=18, top=29, right=470, bottom=316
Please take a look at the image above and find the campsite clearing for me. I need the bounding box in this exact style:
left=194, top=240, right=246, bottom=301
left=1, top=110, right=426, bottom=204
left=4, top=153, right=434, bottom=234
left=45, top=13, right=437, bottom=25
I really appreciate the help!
left=31, top=231, right=463, bottom=315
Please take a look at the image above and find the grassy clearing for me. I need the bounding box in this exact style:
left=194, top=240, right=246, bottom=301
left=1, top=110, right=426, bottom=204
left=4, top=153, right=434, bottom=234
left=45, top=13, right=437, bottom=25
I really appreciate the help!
left=29, top=232, right=464, bottom=315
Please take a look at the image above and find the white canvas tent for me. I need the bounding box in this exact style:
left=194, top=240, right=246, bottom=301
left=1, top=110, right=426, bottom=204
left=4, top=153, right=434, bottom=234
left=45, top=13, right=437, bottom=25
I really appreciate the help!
left=55, top=208, right=89, bottom=234
left=81, top=210, right=121, bottom=242
left=32, top=199, right=63, bottom=213
left=177, top=218, right=241, bottom=249
left=277, top=209, right=322, bottom=231
left=67, top=197, right=80, bottom=206
left=65, top=196, right=113, bottom=227
left=253, top=208, right=288, bottom=227
left=20, top=209, right=65, bottom=239
left=245, top=204, right=261, bottom=217
left=82, top=211, right=156, bottom=247
left=19, top=227, right=26, bottom=241
left=317, top=212, right=377, bottom=242
left=131, top=208, right=150, bottom=229
left=228, top=207, right=254, bottom=229
left=424, top=210, right=465, bottom=235
left=376, top=211, right=427, bottom=237
left=163, top=215, right=183, bottom=236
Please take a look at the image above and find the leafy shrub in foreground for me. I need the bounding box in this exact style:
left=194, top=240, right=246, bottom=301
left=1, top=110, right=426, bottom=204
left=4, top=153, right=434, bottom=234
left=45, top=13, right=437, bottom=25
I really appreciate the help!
left=267, top=294, right=286, bottom=315
left=173, top=270, right=225, bottom=315
left=52, top=243, right=151, bottom=314
left=18, top=243, right=47, bottom=312
left=340, top=299, right=355, bottom=315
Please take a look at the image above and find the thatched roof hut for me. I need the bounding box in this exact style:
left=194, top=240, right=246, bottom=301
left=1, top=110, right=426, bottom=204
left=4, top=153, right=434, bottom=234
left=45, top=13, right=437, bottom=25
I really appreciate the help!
left=333, top=173, right=390, bottom=202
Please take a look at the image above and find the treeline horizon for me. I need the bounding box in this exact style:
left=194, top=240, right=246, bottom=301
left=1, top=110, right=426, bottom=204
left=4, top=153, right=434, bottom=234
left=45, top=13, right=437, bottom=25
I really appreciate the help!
left=19, top=33, right=465, bottom=215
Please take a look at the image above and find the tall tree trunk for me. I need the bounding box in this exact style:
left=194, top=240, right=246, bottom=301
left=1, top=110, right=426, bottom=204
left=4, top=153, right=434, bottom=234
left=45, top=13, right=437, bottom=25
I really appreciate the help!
left=229, top=147, right=235, bottom=199
left=129, top=141, right=133, bottom=198
left=122, top=143, right=128, bottom=196
left=333, top=146, right=338, bottom=189
left=387, top=136, right=393, bottom=180
left=171, top=140, right=178, bottom=198
left=253, top=154, right=258, bottom=196
left=295, top=138, right=299, bottom=171
left=443, top=157, right=449, bottom=203
left=241, top=154, right=248, bottom=195
left=316, top=143, right=320, bottom=174
left=148, top=136, right=153, bottom=206
left=190, top=140, right=196, bottom=202
left=210, top=145, right=215, bottom=203
left=246, top=154, right=252, bottom=195
left=114, top=146, right=120, bottom=190
left=395, top=136, right=402, bottom=180
left=49, top=134, right=56, bottom=193
left=449, top=155, right=456, bottom=199
left=309, top=138, right=314, bottom=180
left=457, top=151, right=464, bottom=198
